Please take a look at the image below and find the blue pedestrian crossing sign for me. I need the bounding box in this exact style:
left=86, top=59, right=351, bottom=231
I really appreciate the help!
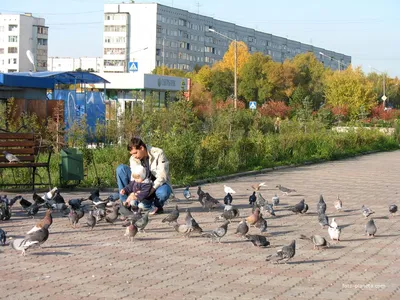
left=128, top=61, right=138, bottom=72
left=249, top=101, right=257, bottom=110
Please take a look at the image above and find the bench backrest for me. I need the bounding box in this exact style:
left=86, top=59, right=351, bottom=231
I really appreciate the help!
left=0, top=132, right=36, bottom=163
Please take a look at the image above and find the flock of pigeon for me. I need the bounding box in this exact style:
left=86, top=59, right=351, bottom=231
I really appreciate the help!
left=0, top=182, right=398, bottom=263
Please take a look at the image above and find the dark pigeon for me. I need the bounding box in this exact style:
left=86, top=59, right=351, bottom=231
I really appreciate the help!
left=235, top=219, right=249, bottom=237
left=224, top=193, right=233, bottom=205
left=365, top=219, right=377, bottom=237
left=135, top=211, right=150, bottom=232
left=202, top=221, right=229, bottom=243
left=266, top=240, right=296, bottom=264
left=162, top=205, right=179, bottom=224
left=86, top=210, right=96, bottom=230
left=246, top=234, right=270, bottom=247
left=0, top=228, right=6, bottom=245
left=389, top=204, right=398, bottom=217
left=317, top=195, right=327, bottom=215
left=300, top=234, right=330, bottom=249
left=249, top=191, right=256, bottom=207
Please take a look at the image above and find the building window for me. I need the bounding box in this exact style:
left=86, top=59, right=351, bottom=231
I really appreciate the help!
left=8, top=25, right=18, bottom=31
left=37, top=27, right=48, bottom=34
left=0, top=48, right=4, bottom=54
left=37, top=38, right=48, bottom=46
left=104, top=25, right=126, bottom=32
left=8, top=36, right=18, bottom=43
left=104, top=48, right=125, bottom=55
left=37, top=61, right=47, bottom=67
left=157, top=25, right=162, bottom=33
left=8, top=47, right=17, bottom=54
left=8, top=58, right=17, bottom=64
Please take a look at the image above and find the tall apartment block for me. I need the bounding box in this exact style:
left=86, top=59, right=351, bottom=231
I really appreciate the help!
left=0, top=13, right=48, bottom=73
left=103, top=2, right=351, bottom=74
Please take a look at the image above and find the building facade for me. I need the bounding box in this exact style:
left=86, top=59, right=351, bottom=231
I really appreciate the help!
left=0, top=13, right=48, bottom=73
left=48, top=57, right=103, bottom=72
left=103, top=2, right=351, bottom=74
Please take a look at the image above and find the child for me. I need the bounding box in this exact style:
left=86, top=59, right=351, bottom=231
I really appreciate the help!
left=120, top=165, right=153, bottom=208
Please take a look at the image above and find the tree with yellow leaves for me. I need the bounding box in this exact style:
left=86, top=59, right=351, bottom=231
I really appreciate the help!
left=323, top=66, right=377, bottom=119
left=213, top=41, right=250, bottom=76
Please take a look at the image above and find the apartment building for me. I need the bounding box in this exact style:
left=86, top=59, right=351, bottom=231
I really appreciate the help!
left=48, top=57, right=103, bottom=72
left=0, top=13, right=48, bottom=73
left=103, top=2, right=351, bottom=74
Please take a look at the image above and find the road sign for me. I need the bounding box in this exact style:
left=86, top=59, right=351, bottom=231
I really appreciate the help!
left=249, top=101, right=257, bottom=110
left=381, top=95, right=387, bottom=101
left=128, top=61, right=138, bottom=72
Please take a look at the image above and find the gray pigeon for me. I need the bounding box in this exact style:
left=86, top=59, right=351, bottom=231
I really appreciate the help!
left=135, top=211, right=150, bottom=232
left=124, top=221, right=138, bottom=242
left=266, top=240, right=296, bottom=264
left=245, top=234, right=270, bottom=247
left=235, top=219, right=249, bottom=237
left=301, top=203, right=309, bottom=214
left=68, top=209, right=79, bottom=228
left=203, top=193, right=219, bottom=211
left=197, top=186, right=205, bottom=207
left=318, top=212, right=330, bottom=228
left=3, top=151, right=20, bottom=163
left=261, top=202, right=276, bottom=217
left=256, top=192, right=267, bottom=208
left=105, top=206, right=119, bottom=224
left=173, top=222, right=192, bottom=238
left=215, top=205, right=240, bottom=222
left=254, top=215, right=268, bottom=233
left=202, top=221, right=229, bottom=243
left=276, top=184, right=296, bottom=196
left=291, top=199, right=305, bottom=214
left=365, top=219, right=377, bottom=237
left=185, top=209, right=202, bottom=234
left=317, top=195, right=327, bottom=215
left=0, top=228, right=6, bottom=245
left=119, top=204, right=134, bottom=218
left=86, top=210, right=97, bottom=230
left=389, top=204, right=398, bottom=217
left=162, top=205, right=179, bottom=224
left=362, top=205, right=374, bottom=218
left=300, top=234, right=330, bottom=250
left=272, top=194, right=280, bottom=206
left=183, top=186, right=192, bottom=200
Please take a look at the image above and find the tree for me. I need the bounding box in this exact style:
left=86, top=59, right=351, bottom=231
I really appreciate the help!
left=213, top=41, right=250, bottom=76
left=323, top=66, right=377, bottom=119
left=152, top=66, right=187, bottom=77
left=193, top=65, right=213, bottom=91
left=239, top=52, right=271, bottom=104
left=210, top=69, right=234, bottom=101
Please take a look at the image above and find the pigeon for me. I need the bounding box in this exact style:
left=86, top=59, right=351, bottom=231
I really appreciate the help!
left=43, top=187, right=58, bottom=201
left=197, top=186, right=205, bottom=197
left=19, top=197, right=32, bottom=210
left=291, top=199, right=306, bottom=214
left=32, top=192, right=46, bottom=204
left=235, top=219, right=249, bottom=237
left=251, top=182, right=266, bottom=191
left=0, top=202, right=11, bottom=221
left=0, top=228, right=6, bottom=245
left=183, top=186, right=192, bottom=200
left=276, top=184, right=296, bottom=196
left=300, top=234, right=330, bottom=250
left=365, top=219, right=377, bottom=237
left=256, top=192, right=267, bottom=208
left=247, top=208, right=261, bottom=226
left=254, top=215, right=268, bottom=233
left=119, top=203, right=134, bottom=218
left=92, top=207, right=106, bottom=222
left=362, top=205, right=375, bottom=218
left=173, top=222, right=193, bottom=238
left=88, top=189, right=100, bottom=201
left=7, top=195, right=22, bottom=207
left=224, top=185, right=236, bottom=194
left=3, top=151, right=20, bottom=163
left=197, top=187, right=205, bottom=207
left=318, top=212, right=330, bottom=228
left=162, top=205, right=179, bottom=224
left=389, top=204, right=398, bottom=217
left=11, top=224, right=50, bottom=256
left=105, top=206, right=119, bottom=224
left=334, top=195, right=343, bottom=212
left=272, top=194, right=280, bottom=206
left=245, top=234, right=270, bottom=247
left=68, top=198, right=83, bottom=210
left=224, top=193, right=233, bottom=206
left=317, top=195, right=327, bottom=215
left=26, top=208, right=53, bottom=234
left=135, top=211, right=150, bottom=232
left=202, top=221, right=229, bottom=243
left=27, top=202, right=40, bottom=217
left=328, top=219, right=341, bottom=242
left=68, top=210, right=79, bottom=228
left=215, top=205, right=240, bottom=222
left=266, top=240, right=296, bottom=264
left=86, top=210, right=97, bottom=230
left=185, top=209, right=202, bottom=234
left=203, top=193, right=219, bottom=211
left=125, top=221, right=138, bottom=242
left=261, top=202, right=276, bottom=217
left=249, top=192, right=257, bottom=207
left=301, top=203, right=309, bottom=214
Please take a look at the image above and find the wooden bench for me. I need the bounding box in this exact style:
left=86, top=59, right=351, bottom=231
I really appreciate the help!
left=0, top=132, right=52, bottom=190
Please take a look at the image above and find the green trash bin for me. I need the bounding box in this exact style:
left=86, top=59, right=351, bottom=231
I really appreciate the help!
left=59, top=148, right=84, bottom=186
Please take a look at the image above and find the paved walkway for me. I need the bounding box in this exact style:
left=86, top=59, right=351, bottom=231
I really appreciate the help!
left=1, top=151, right=400, bottom=300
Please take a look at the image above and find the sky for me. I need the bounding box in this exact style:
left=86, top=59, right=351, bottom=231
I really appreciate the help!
left=1, top=0, right=399, bottom=77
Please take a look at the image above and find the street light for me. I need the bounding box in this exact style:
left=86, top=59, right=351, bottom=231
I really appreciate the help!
left=319, top=51, right=346, bottom=71
left=127, top=47, right=149, bottom=72
left=369, top=66, right=387, bottom=108
left=208, top=28, right=237, bottom=109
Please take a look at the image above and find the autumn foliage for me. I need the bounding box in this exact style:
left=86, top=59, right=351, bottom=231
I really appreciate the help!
left=258, top=101, right=291, bottom=118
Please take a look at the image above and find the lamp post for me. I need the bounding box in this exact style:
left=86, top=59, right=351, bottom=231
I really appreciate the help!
left=319, top=51, right=346, bottom=71
left=369, top=66, right=387, bottom=108
left=208, top=28, right=237, bottom=109
left=127, top=47, right=148, bottom=72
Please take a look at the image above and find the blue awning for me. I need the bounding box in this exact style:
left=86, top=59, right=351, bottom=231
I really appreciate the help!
left=5, top=71, right=110, bottom=85
left=0, top=73, right=54, bottom=89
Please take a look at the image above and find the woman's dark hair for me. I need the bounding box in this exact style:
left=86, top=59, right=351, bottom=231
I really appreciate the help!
left=127, top=137, right=146, bottom=151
